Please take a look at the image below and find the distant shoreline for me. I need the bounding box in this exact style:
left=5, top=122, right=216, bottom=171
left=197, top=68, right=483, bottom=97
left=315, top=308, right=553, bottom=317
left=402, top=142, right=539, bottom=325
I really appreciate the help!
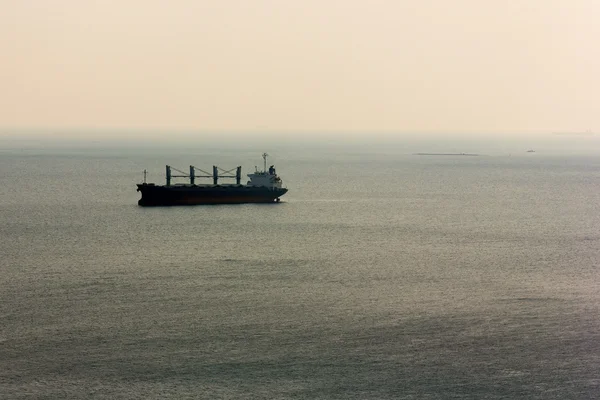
left=414, top=153, right=479, bottom=156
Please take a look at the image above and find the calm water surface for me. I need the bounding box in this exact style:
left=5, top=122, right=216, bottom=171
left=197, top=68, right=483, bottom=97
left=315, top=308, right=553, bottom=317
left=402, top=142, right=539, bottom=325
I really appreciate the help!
left=1, top=144, right=599, bottom=399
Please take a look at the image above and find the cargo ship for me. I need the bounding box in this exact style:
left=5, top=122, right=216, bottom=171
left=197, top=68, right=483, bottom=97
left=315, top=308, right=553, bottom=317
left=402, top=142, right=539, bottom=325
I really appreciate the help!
left=137, top=153, right=288, bottom=206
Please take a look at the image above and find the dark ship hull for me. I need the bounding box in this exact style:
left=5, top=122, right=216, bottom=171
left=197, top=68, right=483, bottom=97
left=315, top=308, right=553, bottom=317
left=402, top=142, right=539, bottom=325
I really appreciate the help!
left=137, top=183, right=288, bottom=206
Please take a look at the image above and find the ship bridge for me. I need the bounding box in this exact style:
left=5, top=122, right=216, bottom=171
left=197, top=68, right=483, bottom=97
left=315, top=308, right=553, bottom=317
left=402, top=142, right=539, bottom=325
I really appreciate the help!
left=247, top=153, right=284, bottom=189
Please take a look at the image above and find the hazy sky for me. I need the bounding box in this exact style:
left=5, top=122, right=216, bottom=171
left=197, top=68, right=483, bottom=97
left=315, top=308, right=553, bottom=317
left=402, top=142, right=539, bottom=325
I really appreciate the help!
left=1, top=0, right=599, bottom=137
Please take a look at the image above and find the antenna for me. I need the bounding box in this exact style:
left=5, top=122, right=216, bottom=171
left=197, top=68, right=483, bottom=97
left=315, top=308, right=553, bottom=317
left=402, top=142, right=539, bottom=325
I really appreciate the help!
left=262, top=153, right=268, bottom=172
left=143, top=169, right=147, bottom=184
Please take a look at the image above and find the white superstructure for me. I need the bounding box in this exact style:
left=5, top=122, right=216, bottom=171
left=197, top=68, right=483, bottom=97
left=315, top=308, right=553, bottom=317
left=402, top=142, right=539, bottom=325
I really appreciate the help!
left=247, top=153, right=284, bottom=189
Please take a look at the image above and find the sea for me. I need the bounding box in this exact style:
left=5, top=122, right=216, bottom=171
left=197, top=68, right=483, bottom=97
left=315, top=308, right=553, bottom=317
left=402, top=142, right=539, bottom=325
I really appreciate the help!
left=1, top=137, right=599, bottom=399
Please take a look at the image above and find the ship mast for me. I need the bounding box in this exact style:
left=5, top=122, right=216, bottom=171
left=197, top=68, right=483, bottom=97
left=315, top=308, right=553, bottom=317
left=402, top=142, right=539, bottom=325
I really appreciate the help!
left=263, top=153, right=268, bottom=173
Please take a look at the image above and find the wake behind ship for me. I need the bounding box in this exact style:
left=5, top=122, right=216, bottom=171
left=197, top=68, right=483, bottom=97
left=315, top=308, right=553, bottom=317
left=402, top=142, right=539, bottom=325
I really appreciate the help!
left=137, top=153, right=288, bottom=206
